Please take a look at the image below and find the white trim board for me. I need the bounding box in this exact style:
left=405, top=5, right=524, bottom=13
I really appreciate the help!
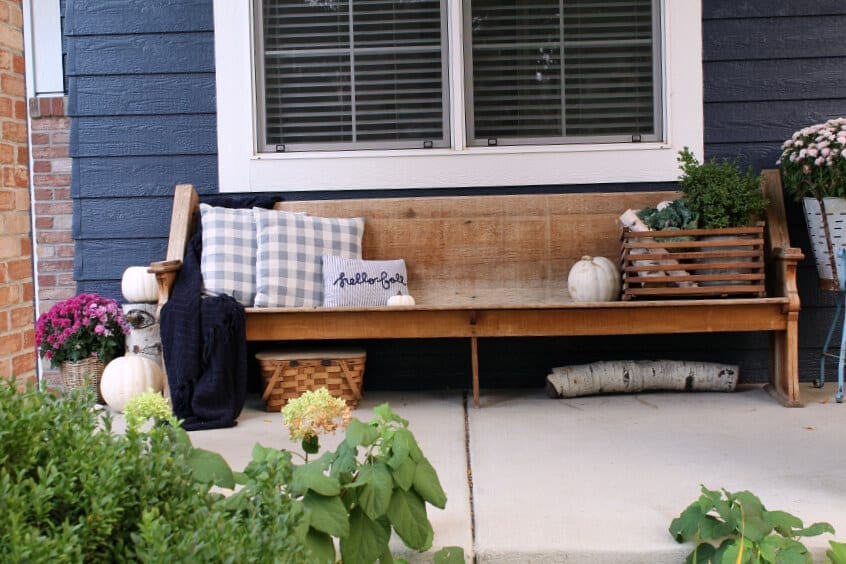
left=213, top=0, right=703, bottom=193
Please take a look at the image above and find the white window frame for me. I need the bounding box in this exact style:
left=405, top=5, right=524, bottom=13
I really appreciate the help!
left=214, top=0, right=702, bottom=193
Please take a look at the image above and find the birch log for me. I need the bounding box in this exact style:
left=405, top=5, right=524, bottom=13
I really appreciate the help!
left=619, top=209, right=697, bottom=287
left=546, top=360, right=738, bottom=398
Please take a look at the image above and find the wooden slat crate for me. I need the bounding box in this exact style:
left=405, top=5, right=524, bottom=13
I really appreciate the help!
left=620, top=225, right=766, bottom=300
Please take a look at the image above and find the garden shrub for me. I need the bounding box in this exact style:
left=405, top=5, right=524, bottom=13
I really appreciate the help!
left=0, top=380, right=309, bottom=562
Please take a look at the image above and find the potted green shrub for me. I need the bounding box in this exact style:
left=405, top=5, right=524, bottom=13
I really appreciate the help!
left=677, top=149, right=769, bottom=287
left=676, top=148, right=767, bottom=229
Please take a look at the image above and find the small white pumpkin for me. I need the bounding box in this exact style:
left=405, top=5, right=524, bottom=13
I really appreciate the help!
left=122, top=266, right=159, bottom=303
left=567, top=256, right=621, bottom=302
left=100, top=354, right=165, bottom=413
left=387, top=293, right=415, bottom=306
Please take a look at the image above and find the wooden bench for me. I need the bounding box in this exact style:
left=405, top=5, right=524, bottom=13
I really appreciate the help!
left=150, top=170, right=804, bottom=408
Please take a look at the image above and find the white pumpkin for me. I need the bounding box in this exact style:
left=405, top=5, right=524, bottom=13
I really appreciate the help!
left=567, top=256, right=621, bottom=302
left=100, top=354, right=165, bottom=413
left=122, top=266, right=159, bottom=303
left=387, top=293, right=416, bottom=306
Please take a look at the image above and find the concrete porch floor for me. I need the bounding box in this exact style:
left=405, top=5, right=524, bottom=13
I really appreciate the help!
left=179, top=383, right=846, bottom=563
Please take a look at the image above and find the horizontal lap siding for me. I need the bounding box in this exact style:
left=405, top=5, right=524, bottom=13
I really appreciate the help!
left=703, top=0, right=846, bottom=383
left=66, top=0, right=217, bottom=299
left=66, top=0, right=841, bottom=384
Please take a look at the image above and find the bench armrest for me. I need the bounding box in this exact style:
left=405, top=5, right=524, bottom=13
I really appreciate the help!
left=148, top=259, right=183, bottom=317
left=771, top=246, right=803, bottom=313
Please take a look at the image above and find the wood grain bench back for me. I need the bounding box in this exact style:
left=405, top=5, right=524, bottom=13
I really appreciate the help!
left=275, top=191, right=679, bottom=307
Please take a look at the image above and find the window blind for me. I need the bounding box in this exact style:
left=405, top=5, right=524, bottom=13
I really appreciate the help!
left=259, top=0, right=449, bottom=152
left=466, top=0, right=660, bottom=146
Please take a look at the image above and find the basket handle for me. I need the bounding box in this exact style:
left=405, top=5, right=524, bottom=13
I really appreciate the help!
left=261, top=365, right=284, bottom=402
left=338, top=360, right=362, bottom=400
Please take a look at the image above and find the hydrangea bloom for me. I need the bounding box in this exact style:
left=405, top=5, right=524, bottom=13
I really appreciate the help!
left=281, top=387, right=351, bottom=443
left=123, top=390, right=173, bottom=431
left=35, top=293, right=129, bottom=368
left=778, top=117, right=846, bottom=199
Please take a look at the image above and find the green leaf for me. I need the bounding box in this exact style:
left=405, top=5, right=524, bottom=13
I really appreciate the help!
left=171, top=427, right=193, bottom=449
left=718, top=537, right=752, bottom=564
left=341, top=507, right=391, bottom=564
left=412, top=457, right=447, bottom=510
left=378, top=544, right=395, bottom=563
left=827, top=540, right=846, bottom=564
left=764, top=510, right=803, bottom=537
left=794, top=521, right=835, bottom=538
left=670, top=503, right=707, bottom=542
left=346, top=419, right=380, bottom=447
left=331, top=440, right=359, bottom=479
left=742, top=511, right=773, bottom=544
left=769, top=538, right=812, bottom=564
left=684, top=542, right=716, bottom=564
left=292, top=463, right=341, bottom=497
left=358, top=462, right=394, bottom=519
left=302, top=491, right=349, bottom=537
left=391, top=455, right=417, bottom=491
left=699, top=515, right=737, bottom=541
left=387, top=488, right=434, bottom=551
left=305, top=528, right=336, bottom=564
left=434, top=546, right=466, bottom=564
left=188, top=448, right=235, bottom=489
left=387, top=429, right=411, bottom=470
left=374, top=403, right=408, bottom=427
left=251, top=442, right=273, bottom=463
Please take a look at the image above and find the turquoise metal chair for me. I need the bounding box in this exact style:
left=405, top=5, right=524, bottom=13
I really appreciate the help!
left=817, top=247, right=846, bottom=402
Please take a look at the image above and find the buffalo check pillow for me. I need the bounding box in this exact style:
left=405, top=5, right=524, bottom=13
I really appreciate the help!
left=322, top=256, right=408, bottom=307
left=254, top=209, right=365, bottom=307
left=199, top=203, right=257, bottom=306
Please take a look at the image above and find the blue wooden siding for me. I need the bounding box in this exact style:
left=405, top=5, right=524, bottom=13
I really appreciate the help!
left=702, top=0, right=846, bottom=379
left=65, top=0, right=846, bottom=384
left=65, top=0, right=217, bottom=300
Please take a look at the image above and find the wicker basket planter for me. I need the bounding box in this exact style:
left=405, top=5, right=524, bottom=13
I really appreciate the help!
left=256, top=348, right=366, bottom=411
left=621, top=225, right=766, bottom=300
left=60, top=357, right=105, bottom=403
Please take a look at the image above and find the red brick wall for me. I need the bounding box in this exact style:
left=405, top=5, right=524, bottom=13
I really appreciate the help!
left=30, top=95, right=72, bottom=311
left=0, top=0, right=34, bottom=385
left=29, top=95, right=71, bottom=386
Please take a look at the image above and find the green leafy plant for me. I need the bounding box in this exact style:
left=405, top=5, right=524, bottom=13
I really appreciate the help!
left=677, top=148, right=768, bottom=229
left=272, top=388, right=451, bottom=563
left=670, top=485, right=836, bottom=563
left=637, top=199, right=700, bottom=232
left=0, top=380, right=309, bottom=562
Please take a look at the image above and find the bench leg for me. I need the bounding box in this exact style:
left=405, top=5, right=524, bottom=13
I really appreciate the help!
left=471, top=337, right=480, bottom=408
left=766, top=314, right=802, bottom=407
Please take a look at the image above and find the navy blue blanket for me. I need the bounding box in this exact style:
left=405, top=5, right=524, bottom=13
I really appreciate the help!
left=160, top=230, right=247, bottom=430
left=159, top=195, right=279, bottom=431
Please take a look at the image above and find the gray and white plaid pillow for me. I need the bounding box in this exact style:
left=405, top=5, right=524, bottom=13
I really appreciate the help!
left=199, top=203, right=257, bottom=306
left=322, top=256, right=408, bottom=307
left=254, top=209, right=365, bottom=307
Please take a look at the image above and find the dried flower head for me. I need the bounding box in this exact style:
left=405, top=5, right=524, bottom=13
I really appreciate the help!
left=281, top=388, right=351, bottom=443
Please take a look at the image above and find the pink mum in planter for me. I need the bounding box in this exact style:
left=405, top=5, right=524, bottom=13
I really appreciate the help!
left=35, top=293, right=130, bottom=368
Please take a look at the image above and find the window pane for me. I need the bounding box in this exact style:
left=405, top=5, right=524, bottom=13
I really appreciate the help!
left=467, top=0, right=660, bottom=146
left=259, top=0, right=449, bottom=151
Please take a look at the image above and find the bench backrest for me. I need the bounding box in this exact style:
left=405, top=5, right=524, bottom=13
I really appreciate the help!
left=164, top=171, right=791, bottom=306
left=275, top=192, right=677, bottom=305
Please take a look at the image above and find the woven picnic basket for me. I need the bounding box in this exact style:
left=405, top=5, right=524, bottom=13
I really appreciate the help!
left=255, top=348, right=366, bottom=411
